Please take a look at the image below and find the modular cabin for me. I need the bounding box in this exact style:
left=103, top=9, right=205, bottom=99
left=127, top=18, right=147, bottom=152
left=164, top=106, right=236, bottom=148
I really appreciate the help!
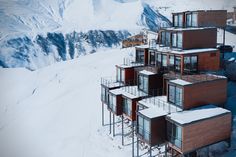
left=135, top=45, right=149, bottom=65
left=108, top=88, right=124, bottom=116
left=101, top=77, right=124, bottom=105
left=121, top=86, right=148, bottom=121
left=158, top=27, right=217, bottom=50
left=122, top=34, right=147, bottom=48
left=166, top=105, right=231, bottom=156
left=136, top=96, right=182, bottom=146
left=147, top=48, right=220, bottom=75
left=166, top=74, right=227, bottom=110
left=172, top=10, right=227, bottom=28
left=116, top=63, right=143, bottom=86
left=137, top=70, right=163, bottom=96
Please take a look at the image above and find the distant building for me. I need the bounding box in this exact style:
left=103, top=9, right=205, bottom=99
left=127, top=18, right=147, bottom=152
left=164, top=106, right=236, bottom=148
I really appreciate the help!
left=227, top=7, right=236, bottom=25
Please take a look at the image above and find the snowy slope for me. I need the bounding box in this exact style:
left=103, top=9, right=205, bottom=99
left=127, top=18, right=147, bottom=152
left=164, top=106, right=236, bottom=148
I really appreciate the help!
left=0, top=48, right=133, bottom=157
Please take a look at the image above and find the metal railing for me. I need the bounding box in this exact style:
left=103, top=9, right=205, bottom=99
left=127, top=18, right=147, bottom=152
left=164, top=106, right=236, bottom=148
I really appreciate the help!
left=122, top=86, right=148, bottom=98
left=101, top=77, right=124, bottom=88
left=140, top=96, right=182, bottom=114
left=123, top=58, right=144, bottom=67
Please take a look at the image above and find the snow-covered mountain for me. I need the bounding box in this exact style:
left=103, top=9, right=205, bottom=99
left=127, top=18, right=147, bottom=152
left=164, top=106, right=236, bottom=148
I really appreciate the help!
left=0, top=0, right=171, bottom=69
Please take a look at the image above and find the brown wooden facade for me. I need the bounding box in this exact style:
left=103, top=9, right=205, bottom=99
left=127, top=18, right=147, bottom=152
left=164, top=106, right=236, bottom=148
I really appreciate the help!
left=166, top=75, right=227, bottom=110
left=136, top=112, right=167, bottom=146
left=159, top=27, right=217, bottom=50
left=166, top=112, right=231, bottom=155
left=116, top=65, right=139, bottom=85
left=172, top=10, right=227, bottom=28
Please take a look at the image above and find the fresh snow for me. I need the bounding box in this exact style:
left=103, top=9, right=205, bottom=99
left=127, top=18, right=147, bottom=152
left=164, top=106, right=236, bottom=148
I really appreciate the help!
left=139, top=107, right=167, bottom=118
left=139, top=70, right=155, bottom=75
left=167, top=105, right=231, bottom=125
left=0, top=48, right=136, bottom=157
left=169, top=79, right=192, bottom=86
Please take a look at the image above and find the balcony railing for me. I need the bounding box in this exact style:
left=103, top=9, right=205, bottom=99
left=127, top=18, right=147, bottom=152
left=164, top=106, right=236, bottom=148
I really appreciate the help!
left=140, top=96, right=182, bottom=114
left=101, top=77, right=124, bottom=88
left=122, top=58, right=144, bottom=67
left=122, top=86, right=148, bottom=98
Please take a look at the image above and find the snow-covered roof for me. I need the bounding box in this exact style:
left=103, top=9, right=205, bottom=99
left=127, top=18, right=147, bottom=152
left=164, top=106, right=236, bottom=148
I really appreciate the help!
left=109, top=87, right=123, bottom=96
left=139, top=70, right=155, bottom=75
left=135, top=45, right=149, bottom=49
left=121, top=86, right=148, bottom=99
left=163, top=27, right=215, bottom=31
left=170, top=48, right=218, bottom=55
left=139, top=107, right=168, bottom=118
left=117, top=63, right=144, bottom=68
left=170, top=79, right=192, bottom=86
left=167, top=105, right=231, bottom=125
left=138, top=96, right=182, bottom=118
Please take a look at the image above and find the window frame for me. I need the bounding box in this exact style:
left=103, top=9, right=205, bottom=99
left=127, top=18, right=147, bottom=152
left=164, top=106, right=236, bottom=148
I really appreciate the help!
left=136, top=49, right=145, bottom=63
left=123, top=97, right=132, bottom=116
left=138, top=74, right=149, bottom=94
left=137, top=115, right=151, bottom=141
left=171, top=32, right=183, bottom=49
left=168, top=84, right=183, bottom=107
left=184, top=55, right=198, bottom=73
left=167, top=121, right=182, bottom=149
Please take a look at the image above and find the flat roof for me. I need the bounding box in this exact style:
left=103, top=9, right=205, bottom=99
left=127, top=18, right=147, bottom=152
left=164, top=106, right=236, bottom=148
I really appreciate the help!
left=109, top=87, right=123, bottom=96
left=139, top=70, right=155, bottom=75
left=121, top=86, right=148, bottom=99
left=170, top=48, right=218, bottom=55
left=139, top=107, right=168, bottom=119
left=138, top=96, right=182, bottom=118
left=170, top=79, right=192, bottom=86
left=135, top=45, right=149, bottom=49
left=117, top=63, right=144, bottom=68
left=163, top=27, right=215, bottom=31
left=167, top=105, right=230, bottom=125
left=167, top=74, right=226, bottom=85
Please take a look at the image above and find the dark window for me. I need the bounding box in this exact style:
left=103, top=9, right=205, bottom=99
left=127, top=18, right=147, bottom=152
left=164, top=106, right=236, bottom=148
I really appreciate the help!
left=168, top=84, right=183, bottom=107
left=161, top=31, right=171, bottom=46
left=149, top=51, right=155, bottom=65
left=138, top=115, right=150, bottom=141
left=109, top=94, right=116, bottom=112
left=167, top=121, right=182, bottom=148
left=123, top=98, right=132, bottom=116
left=136, top=50, right=144, bottom=63
left=117, top=68, right=125, bottom=82
left=101, top=86, right=108, bottom=103
left=172, top=32, right=183, bottom=49
left=184, top=56, right=198, bottom=73
left=169, top=55, right=175, bottom=70
left=138, top=74, right=148, bottom=93
left=186, top=12, right=198, bottom=27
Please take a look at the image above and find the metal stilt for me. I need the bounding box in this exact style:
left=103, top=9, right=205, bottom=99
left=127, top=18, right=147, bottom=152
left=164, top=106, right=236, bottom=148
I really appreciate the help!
left=165, top=143, right=168, bottom=157
left=113, top=114, right=115, bottom=137
left=132, top=122, right=134, bottom=157
left=122, top=115, right=124, bottom=145
left=137, top=138, right=139, bottom=157
left=109, top=111, right=111, bottom=134
left=150, top=146, right=152, bottom=157
left=102, top=103, right=104, bottom=126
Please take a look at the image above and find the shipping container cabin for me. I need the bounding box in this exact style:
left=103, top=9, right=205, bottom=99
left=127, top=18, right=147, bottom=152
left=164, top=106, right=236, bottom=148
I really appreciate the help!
left=137, top=70, right=163, bottom=96
left=121, top=86, right=148, bottom=121
left=166, top=74, right=227, bottom=110
left=166, top=105, right=231, bottom=156
left=172, top=10, right=227, bottom=28
left=116, top=63, right=143, bottom=86
left=108, top=88, right=123, bottom=116
left=101, top=78, right=124, bottom=105
left=159, top=27, right=217, bottom=50
left=135, top=45, right=149, bottom=65
left=136, top=96, right=182, bottom=146
left=149, top=48, right=220, bottom=75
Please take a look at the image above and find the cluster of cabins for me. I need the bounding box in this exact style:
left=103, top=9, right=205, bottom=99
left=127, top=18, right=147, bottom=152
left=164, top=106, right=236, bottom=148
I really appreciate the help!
left=101, top=10, right=232, bottom=157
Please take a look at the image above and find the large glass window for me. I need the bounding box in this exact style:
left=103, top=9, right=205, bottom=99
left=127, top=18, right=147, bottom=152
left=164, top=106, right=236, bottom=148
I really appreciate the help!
left=175, top=56, right=181, bottom=72
left=138, top=74, right=148, bottom=93
left=169, top=55, right=175, bottom=70
left=101, top=86, right=108, bottom=103
left=117, top=68, right=125, bottom=82
left=138, top=116, right=150, bottom=141
left=174, top=15, right=178, bottom=27
left=162, top=54, right=167, bottom=67
left=172, top=32, right=182, bottom=49
left=174, top=14, right=183, bottom=27
left=186, top=12, right=198, bottom=27
left=168, top=84, right=183, bottom=107
left=161, top=32, right=171, bottom=46
left=184, top=56, right=198, bottom=73
left=149, top=51, right=155, bottom=65
left=136, top=50, right=144, bottom=63
left=109, top=94, right=116, bottom=112
left=172, top=33, right=177, bottom=47
left=167, top=121, right=182, bottom=148
left=123, top=98, right=132, bottom=116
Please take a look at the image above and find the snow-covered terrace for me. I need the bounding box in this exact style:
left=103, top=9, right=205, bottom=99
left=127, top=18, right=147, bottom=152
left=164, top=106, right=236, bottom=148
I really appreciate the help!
left=167, top=105, right=231, bottom=125
left=121, top=86, right=148, bottom=99
left=138, top=96, right=182, bottom=118
left=166, top=73, right=226, bottom=85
